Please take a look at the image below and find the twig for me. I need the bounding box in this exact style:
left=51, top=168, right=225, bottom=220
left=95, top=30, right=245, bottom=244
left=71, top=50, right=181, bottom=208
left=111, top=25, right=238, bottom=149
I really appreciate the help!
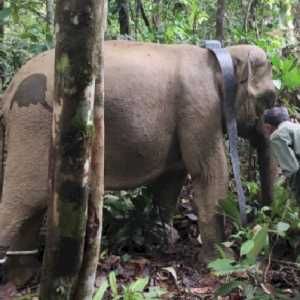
left=263, top=248, right=273, bottom=283
left=272, top=259, right=300, bottom=268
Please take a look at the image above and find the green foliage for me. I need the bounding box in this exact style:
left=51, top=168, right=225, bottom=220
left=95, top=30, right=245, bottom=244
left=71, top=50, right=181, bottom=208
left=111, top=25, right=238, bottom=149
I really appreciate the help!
left=271, top=55, right=300, bottom=93
left=210, top=181, right=300, bottom=298
left=93, top=272, right=166, bottom=300
left=0, top=0, right=53, bottom=92
left=103, top=187, right=166, bottom=252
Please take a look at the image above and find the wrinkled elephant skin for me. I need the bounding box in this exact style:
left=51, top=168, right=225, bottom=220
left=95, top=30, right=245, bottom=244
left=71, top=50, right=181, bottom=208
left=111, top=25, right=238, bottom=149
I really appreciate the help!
left=0, top=41, right=275, bottom=283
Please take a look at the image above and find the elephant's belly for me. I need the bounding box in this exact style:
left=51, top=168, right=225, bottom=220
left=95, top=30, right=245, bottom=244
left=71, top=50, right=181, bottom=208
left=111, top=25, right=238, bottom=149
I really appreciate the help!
left=104, top=139, right=184, bottom=190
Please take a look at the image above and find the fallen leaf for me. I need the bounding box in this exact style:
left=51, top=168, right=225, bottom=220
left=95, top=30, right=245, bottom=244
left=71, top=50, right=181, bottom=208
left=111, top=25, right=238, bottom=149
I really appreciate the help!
left=191, top=286, right=214, bottom=295
left=162, top=267, right=178, bottom=284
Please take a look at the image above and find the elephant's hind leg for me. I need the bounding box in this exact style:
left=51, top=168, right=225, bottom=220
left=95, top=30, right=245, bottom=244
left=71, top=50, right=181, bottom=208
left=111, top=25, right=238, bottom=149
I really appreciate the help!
left=150, top=170, right=186, bottom=244
left=151, top=170, right=186, bottom=223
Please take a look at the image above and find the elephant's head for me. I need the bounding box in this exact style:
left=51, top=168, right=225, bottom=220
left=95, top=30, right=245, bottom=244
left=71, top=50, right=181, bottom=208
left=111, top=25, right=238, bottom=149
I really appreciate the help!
left=228, top=45, right=277, bottom=205
left=228, top=45, right=276, bottom=136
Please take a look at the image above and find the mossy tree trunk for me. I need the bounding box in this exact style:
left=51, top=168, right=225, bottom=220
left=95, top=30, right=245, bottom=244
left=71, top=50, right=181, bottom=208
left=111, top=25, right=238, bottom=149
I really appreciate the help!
left=74, top=0, right=107, bottom=299
left=39, top=0, right=105, bottom=299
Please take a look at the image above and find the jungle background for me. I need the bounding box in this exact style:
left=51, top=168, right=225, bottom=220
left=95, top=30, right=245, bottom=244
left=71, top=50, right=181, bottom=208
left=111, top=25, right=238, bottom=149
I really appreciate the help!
left=1, top=0, right=300, bottom=299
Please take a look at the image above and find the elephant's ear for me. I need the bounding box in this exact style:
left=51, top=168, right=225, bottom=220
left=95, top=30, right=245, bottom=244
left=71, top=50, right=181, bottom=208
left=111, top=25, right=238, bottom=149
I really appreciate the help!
left=245, top=51, right=272, bottom=98
left=233, top=56, right=249, bottom=86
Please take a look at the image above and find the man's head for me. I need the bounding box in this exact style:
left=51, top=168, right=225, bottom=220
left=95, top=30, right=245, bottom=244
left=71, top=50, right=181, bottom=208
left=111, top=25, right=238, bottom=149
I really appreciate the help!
left=263, top=106, right=290, bottom=136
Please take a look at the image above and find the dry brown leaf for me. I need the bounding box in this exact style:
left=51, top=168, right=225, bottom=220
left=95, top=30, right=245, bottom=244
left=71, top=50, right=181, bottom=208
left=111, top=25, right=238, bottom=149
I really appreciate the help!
left=190, top=286, right=214, bottom=295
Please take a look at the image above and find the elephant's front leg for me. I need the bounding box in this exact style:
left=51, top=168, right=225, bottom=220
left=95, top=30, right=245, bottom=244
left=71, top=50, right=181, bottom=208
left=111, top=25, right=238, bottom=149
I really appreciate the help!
left=191, top=141, right=228, bottom=263
left=0, top=103, right=51, bottom=286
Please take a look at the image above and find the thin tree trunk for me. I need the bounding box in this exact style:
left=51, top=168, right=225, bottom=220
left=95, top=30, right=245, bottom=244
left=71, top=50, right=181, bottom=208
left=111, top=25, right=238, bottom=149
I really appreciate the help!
left=152, top=0, right=160, bottom=30
left=0, top=0, right=4, bottom=37
left=216, top=0, right=225, bottom=44
left=119, top=0, right=130, bottom=35
left=134, top=0, right=139, bottom=39
left=0, top=0, right=4, bottom=91
left=280, top=0, right=296, bottom=45
left=39, top=0, right=100, bottom=298
left=74, top=1, right=107, bottom=298
left=46, top=0, right=54, bottom=30
left=136, top=0, right=151, bottom=32
left=244, top=0, right=254, bottom=33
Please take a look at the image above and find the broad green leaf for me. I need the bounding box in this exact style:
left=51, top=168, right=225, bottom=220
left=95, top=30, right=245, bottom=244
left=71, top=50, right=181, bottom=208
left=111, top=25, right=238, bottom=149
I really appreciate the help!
left=0, top=8, right=10, bottom=24
left=240, top=240, right=254, bottom=256
left=276, top=222, right=290, bottom=236
left=109, top=272, right=119, bottom=297
left=243, top=284, right=256, bottom=300
left=93, top=279, right=109, bottom=300
left=208, top=258, right=246, bottom=276
left=219, top=195, right=241, bottom=225
left=128, top=277, right=149, bottom=292
left=247, top=226, right=268, bottom=260
left=215, top=280, right=244, bottom=296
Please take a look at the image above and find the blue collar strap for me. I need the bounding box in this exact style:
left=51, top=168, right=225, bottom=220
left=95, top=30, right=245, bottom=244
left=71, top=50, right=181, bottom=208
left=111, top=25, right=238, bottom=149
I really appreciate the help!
left=205, top=40, right=247, bottom=225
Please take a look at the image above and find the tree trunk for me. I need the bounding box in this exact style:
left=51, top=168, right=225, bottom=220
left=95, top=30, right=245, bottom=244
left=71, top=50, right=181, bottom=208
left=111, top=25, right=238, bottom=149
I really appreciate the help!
left=152, top=0, right=160, bottom=31
left=0, top=0, right=4, bottom=91
left=118, top=0, right=130, bottom=35
left=244, top=0, right=258, bottom=34
left=74, top=1, right=107, bottom=298
left=280, top=0, right=296, bottom=46
left=0, top=0, right=4, bottom=37
left=138, top=0, right=151, bottom=31
left=46, top=0, right=54, bottom=32
left=216, top=0, right=225, bottom=44
left=39, top=0, right=101, bottom=298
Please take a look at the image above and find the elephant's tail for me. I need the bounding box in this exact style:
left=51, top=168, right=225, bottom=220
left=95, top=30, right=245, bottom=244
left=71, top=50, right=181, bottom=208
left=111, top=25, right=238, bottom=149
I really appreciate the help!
left=0, top=95, right=5, bottom=202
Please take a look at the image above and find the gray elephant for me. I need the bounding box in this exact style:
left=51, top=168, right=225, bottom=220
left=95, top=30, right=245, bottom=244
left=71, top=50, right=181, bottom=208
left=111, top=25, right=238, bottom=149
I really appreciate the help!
left=0, top=41, right=275, bottom=284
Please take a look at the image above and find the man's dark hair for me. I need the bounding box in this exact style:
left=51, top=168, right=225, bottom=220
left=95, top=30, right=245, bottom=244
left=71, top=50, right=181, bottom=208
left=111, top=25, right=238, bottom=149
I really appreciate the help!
left=263, top=106, right=290, bottom=126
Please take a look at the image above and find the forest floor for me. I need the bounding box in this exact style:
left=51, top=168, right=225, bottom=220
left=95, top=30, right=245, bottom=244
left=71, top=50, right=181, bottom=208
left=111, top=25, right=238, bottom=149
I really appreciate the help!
left=1, top=183, right=300, bottom=300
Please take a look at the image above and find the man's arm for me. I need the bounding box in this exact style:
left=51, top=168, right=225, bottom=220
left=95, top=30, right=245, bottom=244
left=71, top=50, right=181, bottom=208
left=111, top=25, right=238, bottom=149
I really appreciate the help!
left=271, top=134, right=299, bottom=177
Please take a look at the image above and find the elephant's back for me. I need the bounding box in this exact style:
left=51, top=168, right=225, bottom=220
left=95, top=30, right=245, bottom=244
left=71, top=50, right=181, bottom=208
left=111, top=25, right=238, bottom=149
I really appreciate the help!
left=2, top=42, right=186, bottom=190
left=2, top=49, right=55, bottom=117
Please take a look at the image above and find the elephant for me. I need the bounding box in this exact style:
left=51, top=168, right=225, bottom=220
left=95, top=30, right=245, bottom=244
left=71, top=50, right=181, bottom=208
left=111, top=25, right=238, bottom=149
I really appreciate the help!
left=0, top=41, right=275, bottom=284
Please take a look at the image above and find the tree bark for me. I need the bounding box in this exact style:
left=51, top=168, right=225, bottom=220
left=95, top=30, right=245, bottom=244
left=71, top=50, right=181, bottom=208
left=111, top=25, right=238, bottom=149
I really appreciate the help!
left=280, top=0, right=296, bottom=46
left=152, top=0, right=160, bottom=30
left=0, top=0, right=4, bottom=91
left=0, top=0, right=4, bottom=37
left=39, top=0, right=101, bottom=298
left=74, top=1, right=107, bottom=298
left=216, top=0, right=225, bottom=44
left=138, top=0, right=151, bottom=31
left=118, top=0, right=130, bottom=35
left=46, top=0, right=54, bottom=32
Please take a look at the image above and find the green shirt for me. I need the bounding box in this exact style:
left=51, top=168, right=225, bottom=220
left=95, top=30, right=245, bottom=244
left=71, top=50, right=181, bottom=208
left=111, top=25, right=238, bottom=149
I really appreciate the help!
left=270, top=121, right=300, bottom=177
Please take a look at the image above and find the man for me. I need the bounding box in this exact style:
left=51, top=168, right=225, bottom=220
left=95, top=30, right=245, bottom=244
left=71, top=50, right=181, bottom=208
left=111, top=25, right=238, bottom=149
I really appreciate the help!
left=263, top=106, right=300, bottom=202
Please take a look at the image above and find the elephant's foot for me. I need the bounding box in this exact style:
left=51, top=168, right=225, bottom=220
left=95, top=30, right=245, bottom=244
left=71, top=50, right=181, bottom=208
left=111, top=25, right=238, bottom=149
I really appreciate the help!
left=195, top=242, right=219, bottom=269
left=6, top=256, right=41, bottom=288
left=0, top=281, right=18, bottom=299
